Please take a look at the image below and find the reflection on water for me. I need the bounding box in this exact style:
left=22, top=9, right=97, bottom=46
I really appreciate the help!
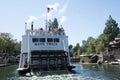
left=0, top=65, right=18, bottom=80
left=81, top=64, right=120, bottom=80
left=0, top=64, right=120, bottom=80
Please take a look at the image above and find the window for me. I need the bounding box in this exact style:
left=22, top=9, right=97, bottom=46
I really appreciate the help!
left=54, top=38, right=59, bottom=42
left=47, top=38, right=53, bottom=42
left=39, top=38, right=45, bottom=42
left=32, top=38, right=38, bottom=42
left=33, top=38, right=45, bottom=42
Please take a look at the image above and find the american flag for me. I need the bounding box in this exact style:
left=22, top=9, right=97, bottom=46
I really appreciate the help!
left=47, top=7, right=54, bottom=13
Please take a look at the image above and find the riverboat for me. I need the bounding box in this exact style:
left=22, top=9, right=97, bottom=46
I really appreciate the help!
left=17, top=21, right=74, bottom=75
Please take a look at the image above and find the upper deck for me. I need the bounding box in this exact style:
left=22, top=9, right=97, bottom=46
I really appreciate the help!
left=25, top=27, right=65, bottom=36
left=21, top=26, right=69, bottom=53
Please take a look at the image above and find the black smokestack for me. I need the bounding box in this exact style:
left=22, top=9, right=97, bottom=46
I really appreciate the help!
left=31, top=21, right=34, bottom=30
left=31, top=21, right=34, bottom=34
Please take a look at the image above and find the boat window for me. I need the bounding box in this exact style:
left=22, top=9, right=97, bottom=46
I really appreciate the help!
left=33, top=38, right=45, bottom=42
left=39, top=38, right=45, bottom=42
left=54, top=38, right=59, bottom=42
left=47, top=38, right=53, bottom=42
left=32, top=38, right=38, bottom=42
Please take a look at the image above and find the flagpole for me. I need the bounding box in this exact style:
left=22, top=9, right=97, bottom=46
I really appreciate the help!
left=46, top=7, right=48, bottom=31
left=45, top=0, right=47, bottom=31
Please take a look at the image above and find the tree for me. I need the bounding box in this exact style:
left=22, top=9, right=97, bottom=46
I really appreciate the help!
left=81, top=40, right=87, bottom=54
left=104, top=15, right=119, bottom=42
left=13, top=41, right=21, bottom=56
left=48, top=20, right=52, bottom=28
left=69, top=44, right=73, bottom=56
left=0, top=33, right=13, bottom=41
left=0, top=33, right=20, bottom=56
left=72, top=16, right=120, bottom=56
left=52, top=18, right=59, bottom=28
left=117, top=33, right=120, bottom=37
left=73, top=43, right=81, bottom=56
left=77, top=48, right=80, bottom=56
left=0, top=37, right=6, bottom=55
left=48, top=18, right=59, bottom=29
left=82, top=40, right=87, bottom=47
left=81, top=37, right=95, bottom=54
left=86, top=37, right=96, bottom=54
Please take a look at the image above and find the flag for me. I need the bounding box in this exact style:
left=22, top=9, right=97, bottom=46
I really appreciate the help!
left=47, top=7, right=54, bottom=13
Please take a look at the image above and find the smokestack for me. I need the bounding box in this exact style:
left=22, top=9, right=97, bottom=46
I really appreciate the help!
left=31, top=21, right=34, bottom=34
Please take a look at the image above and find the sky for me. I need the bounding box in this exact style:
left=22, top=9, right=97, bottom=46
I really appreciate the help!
left=0, top=0, right=120, bottom=46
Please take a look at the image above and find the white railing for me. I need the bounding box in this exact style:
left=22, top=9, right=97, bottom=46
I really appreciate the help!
left=25, top=29, right=65, bottom=36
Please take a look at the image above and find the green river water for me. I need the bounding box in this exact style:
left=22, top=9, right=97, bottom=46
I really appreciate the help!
left=0, top=63, right=120, bottom=80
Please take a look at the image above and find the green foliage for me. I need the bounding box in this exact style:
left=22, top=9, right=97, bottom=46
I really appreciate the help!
left=48, top=18, right=59, bottom=28
left=77, top=48, right=80, bottom=56
left=69, top=44, right=73, bottom=56
left=86, top=37, right=95, bottom=54
left=73, top=43, right=81, bottom=56
left=87, top=38, right=96, bottom=54
left=117, top=33, right=120, bottom=37
left=52, top=18, right=59, bottom=28
left=0, top=33, right=20, bottom=56
left=80, top=40, right=87, bottom=54
left=104, top=15, right=119, bottom=42
left=97, top=34, right=108, bottom=51
left=48, top=20, right=52, bottom=28
left=71, top=15, right=120, bottom=55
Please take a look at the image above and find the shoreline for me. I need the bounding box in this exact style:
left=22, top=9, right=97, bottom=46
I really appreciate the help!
left=80, top=62, right=116, bottom=65
left=0, top=64, right=10, bottom=67
left=0, top=64, right=7, bottom=67
left=71, top=62, right=113, bottom=65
